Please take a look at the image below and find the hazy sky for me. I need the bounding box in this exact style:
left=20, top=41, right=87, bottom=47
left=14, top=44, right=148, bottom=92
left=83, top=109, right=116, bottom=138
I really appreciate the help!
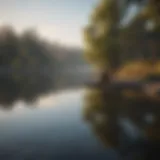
left=0, top=0, right=97, bottom=47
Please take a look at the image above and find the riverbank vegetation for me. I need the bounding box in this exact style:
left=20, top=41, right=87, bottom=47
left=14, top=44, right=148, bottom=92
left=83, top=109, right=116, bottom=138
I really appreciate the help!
left=84, top=0, right=160, bottom=79
left=0, top=25, right=86, bottom=107
left=83, top=0, right=160, bottom=150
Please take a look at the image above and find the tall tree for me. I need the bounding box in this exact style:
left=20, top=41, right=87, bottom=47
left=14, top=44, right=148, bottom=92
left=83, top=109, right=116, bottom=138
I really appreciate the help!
left=84, top=0, right=160, bottom=76
left=0, top=26, right=19, bottom=67
left=83, top=0, right=120, bottom=72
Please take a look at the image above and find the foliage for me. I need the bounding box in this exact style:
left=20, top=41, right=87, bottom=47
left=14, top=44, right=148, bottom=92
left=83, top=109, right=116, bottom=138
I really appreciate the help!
left=83, top=0, right=120, bottom=70
left=84, top=0, right=160, bottom=73
left=0, top=26, right=56, bottom=107
left=0, top=25, right=86, bottom=107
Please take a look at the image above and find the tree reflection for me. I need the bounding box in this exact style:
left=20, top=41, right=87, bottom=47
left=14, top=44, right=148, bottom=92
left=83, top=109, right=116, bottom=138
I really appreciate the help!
left=83, top=86, right=160, bottom=159
left=83, top=87, right=122, bottom=148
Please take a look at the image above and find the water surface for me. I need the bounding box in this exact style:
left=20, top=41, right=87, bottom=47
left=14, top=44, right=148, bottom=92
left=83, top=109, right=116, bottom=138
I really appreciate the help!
left=0, top=89, right=119, bottom=160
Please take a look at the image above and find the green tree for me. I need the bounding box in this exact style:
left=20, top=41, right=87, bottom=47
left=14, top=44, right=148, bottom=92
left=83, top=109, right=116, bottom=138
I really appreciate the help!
left=0, top=26, right=19, bottom=67
left=83, top=0, right=120, bottom=71
left=0, top=26, right=56, bottom=106
left=84, top=0, right=160, bottom=78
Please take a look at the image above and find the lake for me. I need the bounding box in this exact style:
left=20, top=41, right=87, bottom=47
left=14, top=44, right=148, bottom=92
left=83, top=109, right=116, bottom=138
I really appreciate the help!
left=0, top=89, right=119, bottom=160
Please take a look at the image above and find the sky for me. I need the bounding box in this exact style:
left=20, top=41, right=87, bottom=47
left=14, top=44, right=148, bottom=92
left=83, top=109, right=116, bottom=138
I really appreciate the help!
left=0, top=0, right=97, bottom=47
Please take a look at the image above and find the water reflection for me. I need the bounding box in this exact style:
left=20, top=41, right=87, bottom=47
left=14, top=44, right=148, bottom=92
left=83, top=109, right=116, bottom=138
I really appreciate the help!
left=83, top=86, right=160, bottom=159
left=0, top=90, right=119, bottom=160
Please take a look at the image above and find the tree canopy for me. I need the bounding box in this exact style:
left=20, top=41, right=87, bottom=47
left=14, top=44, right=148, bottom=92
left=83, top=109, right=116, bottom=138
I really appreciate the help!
left=84, top=0, right=160, bottom=73
left=83, top=0, right=120, bottom=70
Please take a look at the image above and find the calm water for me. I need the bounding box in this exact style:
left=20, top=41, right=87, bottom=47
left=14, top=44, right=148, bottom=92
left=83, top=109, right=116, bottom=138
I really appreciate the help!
left=0, top=89, right=119, bottom=160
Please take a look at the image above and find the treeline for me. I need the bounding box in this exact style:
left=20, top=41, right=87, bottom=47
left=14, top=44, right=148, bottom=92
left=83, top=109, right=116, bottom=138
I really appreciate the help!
left=0, top=25, right=83, bottom=107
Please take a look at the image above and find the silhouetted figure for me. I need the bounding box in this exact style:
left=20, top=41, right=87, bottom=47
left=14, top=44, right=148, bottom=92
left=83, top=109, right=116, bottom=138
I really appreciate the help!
left=99, top=70, right=110, bottom=88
